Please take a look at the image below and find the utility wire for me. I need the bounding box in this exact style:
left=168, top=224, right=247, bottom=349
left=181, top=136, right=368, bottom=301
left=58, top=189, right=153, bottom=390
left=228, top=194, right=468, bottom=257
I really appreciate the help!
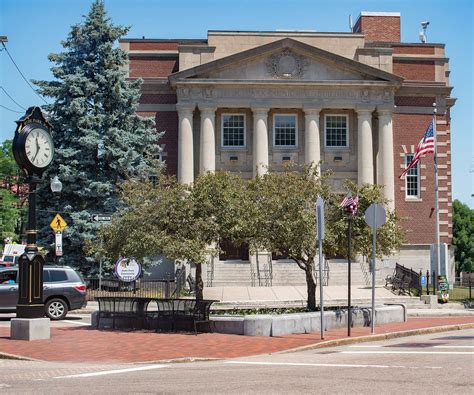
left=1, top=42, right=48, bottom=105
left=0, top=103, right=23, bottom=113
left=0, top=86, right=26, bottom=110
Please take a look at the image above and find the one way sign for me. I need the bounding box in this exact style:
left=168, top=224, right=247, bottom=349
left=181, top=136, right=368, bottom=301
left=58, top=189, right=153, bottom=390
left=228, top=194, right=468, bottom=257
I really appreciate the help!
left=91, top=214, right=112, bottom=223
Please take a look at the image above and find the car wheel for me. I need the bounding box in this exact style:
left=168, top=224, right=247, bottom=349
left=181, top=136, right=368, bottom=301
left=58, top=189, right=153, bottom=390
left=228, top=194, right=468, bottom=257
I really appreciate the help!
left=45, top=298, right=68, bottom=320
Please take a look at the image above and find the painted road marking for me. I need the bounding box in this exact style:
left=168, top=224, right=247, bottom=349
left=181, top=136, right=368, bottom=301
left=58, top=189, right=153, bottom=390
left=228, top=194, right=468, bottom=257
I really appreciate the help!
left=349, top=345, right=382, bottom=348
left=62, top=320, right=90, bottom=326
left=341, top=351, right=473, bottom=355
left=54, top=364, right=167, bottom=379
left=432, top=346, right=474, bottom=349
left=225, top=361, right=442, bottom=369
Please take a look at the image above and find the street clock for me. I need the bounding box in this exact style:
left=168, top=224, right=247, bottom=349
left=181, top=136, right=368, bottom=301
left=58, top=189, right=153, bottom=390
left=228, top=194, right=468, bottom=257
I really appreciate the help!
left=13, top=106, right=55, bottom=175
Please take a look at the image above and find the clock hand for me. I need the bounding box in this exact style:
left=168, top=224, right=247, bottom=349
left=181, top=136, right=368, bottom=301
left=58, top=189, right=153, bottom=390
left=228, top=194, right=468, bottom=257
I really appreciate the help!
left=32, top=136, right=40, bottom=162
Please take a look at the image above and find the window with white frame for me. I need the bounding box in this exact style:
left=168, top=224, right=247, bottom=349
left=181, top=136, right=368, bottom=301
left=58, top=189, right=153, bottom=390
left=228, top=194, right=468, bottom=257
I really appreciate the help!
left=325, top=114, right=349, bottom=147
left=222, top=114, right=245, bottom=147
left=405, top=154, right=420, bottom=198
left=274, top=114, right=297, bottom=147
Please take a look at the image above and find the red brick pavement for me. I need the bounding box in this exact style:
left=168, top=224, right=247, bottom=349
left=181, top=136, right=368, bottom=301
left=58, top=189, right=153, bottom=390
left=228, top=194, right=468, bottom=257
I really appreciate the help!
left=0, top=317, right=472, bottom=363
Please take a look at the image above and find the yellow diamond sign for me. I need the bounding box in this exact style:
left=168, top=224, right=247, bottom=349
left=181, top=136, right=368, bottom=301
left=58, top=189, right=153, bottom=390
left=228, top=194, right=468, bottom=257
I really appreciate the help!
left=50, top=213, right=67, bottom=233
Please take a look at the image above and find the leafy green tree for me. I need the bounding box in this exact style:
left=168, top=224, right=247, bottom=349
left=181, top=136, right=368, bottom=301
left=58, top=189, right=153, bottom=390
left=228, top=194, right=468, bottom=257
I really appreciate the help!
left=101, top=172, right=245, bottom=300
left=33, top=0, right=162, bottom=271
left=452, top=200, right=474, bottom=273
left=0, top=140, right=23, bottom=243
left=243, top=165, right=331, bottom=310
left=324, top=181, right=405, bottom=261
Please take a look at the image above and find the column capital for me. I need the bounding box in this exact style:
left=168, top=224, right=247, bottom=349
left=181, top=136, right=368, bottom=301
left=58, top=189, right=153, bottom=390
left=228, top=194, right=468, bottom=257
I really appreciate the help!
left=176, top=103, right=195, bottom=114
left=251, top=107, right=269, bottom=115
left=377, top=108, right=393, bottom=117
left=303, top=107, right=321, bottom=116
left=198, top=105, right=217, bottom=115
left=356, top=107, right=375, bottom=116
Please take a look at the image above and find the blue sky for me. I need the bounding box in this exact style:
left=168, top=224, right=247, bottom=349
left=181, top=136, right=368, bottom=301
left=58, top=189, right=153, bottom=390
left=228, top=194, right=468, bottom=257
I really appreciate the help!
left=0, top=0, right=472, bottom=207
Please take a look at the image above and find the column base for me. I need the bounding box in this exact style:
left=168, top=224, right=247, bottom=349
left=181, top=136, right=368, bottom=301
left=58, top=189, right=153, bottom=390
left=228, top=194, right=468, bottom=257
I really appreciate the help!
left=16, top=304, right=45, bottom=319
left=10, top=318, right=50, bottom=341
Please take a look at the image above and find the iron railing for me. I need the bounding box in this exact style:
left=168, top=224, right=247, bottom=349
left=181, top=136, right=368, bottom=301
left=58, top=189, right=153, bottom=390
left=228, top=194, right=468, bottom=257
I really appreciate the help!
left=85, top=278, right=177, bottom=301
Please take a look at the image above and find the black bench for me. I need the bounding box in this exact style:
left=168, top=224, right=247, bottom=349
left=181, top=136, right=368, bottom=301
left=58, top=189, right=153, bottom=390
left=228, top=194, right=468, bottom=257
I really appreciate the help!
left=385, top=271, right=411, bottom=295
left=96, top=296, right=143, bottom=330
left=146, top=298, right=217, bottom=335
left=96, top=297, right=217, bottom=334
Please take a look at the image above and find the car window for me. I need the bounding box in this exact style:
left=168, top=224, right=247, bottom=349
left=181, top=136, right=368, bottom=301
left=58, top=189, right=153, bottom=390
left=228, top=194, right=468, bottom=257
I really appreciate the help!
left=0, top=270, right=17, bottom=284
left=43, top=270, right=51, bottom=282
left=48, top=270, right=68, bottom=282
left=67, top=270, right=83, bottom=283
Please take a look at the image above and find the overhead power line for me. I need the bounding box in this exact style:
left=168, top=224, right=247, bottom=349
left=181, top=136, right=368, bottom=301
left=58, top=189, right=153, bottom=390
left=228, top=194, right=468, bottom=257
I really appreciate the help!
left=0, top=103, right=23, bottom=113
left=0, top=86, right=26, bottom=110
left=1, top=42, right=48, bottom=105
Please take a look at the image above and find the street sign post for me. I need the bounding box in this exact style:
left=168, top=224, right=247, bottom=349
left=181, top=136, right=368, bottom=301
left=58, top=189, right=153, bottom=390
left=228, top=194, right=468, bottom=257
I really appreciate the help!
left=91, top=214, right=112, bottom=291
left=364, top=203, right=387, bottom=335
left=316, top=196, right=325, bottom=340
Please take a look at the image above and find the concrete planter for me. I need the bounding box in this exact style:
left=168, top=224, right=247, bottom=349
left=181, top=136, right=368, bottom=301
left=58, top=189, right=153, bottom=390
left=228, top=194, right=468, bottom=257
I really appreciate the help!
left=211, top=305, right=405, bottom=337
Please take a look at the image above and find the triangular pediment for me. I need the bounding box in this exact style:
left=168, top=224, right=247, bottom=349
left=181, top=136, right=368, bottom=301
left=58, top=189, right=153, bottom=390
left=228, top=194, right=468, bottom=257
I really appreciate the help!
left=169, top=38, right=403, bottom=84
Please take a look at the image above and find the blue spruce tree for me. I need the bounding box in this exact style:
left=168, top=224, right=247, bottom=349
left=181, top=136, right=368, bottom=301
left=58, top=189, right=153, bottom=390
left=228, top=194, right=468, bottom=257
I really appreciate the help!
left=34, top=0, right=162, bottom=273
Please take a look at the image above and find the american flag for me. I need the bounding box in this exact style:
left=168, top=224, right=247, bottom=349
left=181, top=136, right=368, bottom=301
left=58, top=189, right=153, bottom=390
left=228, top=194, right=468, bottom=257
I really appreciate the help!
left=340, top=194, right=359, bottom=215
left=399, top=120, right=435, bottom=179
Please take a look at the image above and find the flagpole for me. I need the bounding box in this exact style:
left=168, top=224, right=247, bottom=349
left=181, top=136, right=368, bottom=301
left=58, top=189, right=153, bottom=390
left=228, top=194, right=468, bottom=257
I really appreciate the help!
left=433, top=103, right=441, bottom=286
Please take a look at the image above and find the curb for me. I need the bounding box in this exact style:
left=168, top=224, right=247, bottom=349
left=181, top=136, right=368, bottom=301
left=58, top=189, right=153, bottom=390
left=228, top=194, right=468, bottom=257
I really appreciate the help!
left=278, top=322, right=474, bottom=354
left=0, top=351, right=39, bottom=362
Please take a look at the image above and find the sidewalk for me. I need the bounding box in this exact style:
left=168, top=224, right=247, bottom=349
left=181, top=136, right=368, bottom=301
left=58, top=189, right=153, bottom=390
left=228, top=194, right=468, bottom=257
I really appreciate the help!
left=1, top=316, right=473, bottom=363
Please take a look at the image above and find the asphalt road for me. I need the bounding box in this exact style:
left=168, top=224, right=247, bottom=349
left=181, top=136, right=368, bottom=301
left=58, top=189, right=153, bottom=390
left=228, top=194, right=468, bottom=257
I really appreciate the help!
left=0, top=329, right=473, bottom=394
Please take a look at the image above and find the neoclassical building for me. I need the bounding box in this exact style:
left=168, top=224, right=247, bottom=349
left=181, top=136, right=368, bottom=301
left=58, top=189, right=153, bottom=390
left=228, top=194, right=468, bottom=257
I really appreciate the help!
left=120, top=12, right=455, bottom=285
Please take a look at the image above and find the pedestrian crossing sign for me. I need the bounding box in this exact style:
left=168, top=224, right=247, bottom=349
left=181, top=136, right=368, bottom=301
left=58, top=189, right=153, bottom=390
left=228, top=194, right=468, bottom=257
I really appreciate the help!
left=50, top=213, right=67, bottom=232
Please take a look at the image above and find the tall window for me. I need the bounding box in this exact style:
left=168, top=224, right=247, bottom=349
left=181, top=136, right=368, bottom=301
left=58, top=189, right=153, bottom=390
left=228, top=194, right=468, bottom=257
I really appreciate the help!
left=405, top=154, right=420, bottom=198
left=325, top=114, right=348, bottom=147
left=274, top=114, right=297, bottom=147
left=222, top=114, right=245, bottom=147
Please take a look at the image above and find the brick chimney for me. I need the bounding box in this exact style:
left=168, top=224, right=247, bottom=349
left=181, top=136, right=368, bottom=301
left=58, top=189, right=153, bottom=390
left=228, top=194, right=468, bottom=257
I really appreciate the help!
left=353, top=12, right=401, bottom=42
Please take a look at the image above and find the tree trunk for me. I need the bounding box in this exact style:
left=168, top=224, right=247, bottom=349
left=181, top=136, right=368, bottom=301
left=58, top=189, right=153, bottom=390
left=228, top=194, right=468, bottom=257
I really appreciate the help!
left=195, top=262, right=204, bottom=301
left=305, top=261, right=317, bottom=311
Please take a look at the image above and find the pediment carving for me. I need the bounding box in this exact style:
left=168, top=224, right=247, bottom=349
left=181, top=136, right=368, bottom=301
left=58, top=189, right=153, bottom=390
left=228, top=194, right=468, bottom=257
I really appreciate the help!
left=265, top=50, right=308, bottom=79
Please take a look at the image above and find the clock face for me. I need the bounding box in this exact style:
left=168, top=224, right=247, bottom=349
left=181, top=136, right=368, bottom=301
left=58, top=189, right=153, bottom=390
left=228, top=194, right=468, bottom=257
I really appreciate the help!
left=24, top=127, right=54, bottom=168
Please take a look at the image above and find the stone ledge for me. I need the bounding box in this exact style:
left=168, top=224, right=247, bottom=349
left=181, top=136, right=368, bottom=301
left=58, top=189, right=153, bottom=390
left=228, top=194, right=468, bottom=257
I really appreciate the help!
left=212, top=305, right=405, bottom=336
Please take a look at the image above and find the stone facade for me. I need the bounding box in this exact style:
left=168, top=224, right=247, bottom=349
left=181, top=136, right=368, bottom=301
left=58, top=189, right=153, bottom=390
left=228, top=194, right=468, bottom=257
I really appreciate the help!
left=119, top=11, right=455, bottom=276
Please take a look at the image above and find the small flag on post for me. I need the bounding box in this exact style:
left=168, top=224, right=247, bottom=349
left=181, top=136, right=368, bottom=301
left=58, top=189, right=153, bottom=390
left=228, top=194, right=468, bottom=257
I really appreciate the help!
left=399, top=120, right=435, bottom=179
left=340, top=194, right=359, bottom=216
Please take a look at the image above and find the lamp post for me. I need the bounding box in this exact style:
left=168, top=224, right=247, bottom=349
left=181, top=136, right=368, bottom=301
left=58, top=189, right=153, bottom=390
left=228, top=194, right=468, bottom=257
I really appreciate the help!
left=50, top=176, right=62, bottom=266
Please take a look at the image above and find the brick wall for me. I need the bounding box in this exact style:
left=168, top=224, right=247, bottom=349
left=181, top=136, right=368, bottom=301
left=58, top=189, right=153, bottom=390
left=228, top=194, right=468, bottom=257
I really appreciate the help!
left=136, top=111, right=179, bottom=176
left=393, top=60, right=435, bottom=81
left=393, top=112, right=452, bottom=245
left=130, top=42, right=179, bottom=51
left=393, top=46, right=435, bottom=55
left=129, top=57, right=178, bottom=78
left=395, top=96, right=435, bottom=107
left=353, top=15, right=400, bottom=42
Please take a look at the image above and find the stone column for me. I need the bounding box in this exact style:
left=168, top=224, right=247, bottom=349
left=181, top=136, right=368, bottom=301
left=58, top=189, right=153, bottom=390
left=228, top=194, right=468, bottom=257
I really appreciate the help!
left=304, top=109, right=321, bottom=171
left=357, top=109, right=374, bottom=185
left=378, top=110, right=395, bottom=211
left=252, top=108, right=269, bottom=177
left=177, top=105, right=194, bottom=184
left=199, top=106, right=216, bottom=174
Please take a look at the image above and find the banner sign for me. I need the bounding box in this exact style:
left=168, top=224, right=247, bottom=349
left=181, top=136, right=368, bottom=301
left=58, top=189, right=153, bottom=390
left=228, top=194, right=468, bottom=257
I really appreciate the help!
left=115, top=257, right=141, bottom=282
left=55, top=232, right=63, bottom=257
left=437, top=275, right=449, bottom=303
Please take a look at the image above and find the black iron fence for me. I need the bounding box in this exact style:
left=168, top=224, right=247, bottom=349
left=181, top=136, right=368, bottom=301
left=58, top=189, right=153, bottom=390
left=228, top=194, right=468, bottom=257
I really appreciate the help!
left=84, top=278, right=180, bottom=301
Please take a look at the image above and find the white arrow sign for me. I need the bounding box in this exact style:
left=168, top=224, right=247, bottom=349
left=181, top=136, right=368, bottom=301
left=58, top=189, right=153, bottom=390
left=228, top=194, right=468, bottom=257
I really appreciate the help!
left=91, top=214, right=112, bottom=223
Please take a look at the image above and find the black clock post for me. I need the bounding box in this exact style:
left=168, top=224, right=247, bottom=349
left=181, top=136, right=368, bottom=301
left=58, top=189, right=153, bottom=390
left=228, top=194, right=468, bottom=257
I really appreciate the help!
left=11, top=107, right=55, bottom=340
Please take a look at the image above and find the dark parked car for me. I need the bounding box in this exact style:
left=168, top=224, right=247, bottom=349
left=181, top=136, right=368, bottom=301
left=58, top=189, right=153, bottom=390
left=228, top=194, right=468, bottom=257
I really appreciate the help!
left=0, top=266, right=87, bottom=320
